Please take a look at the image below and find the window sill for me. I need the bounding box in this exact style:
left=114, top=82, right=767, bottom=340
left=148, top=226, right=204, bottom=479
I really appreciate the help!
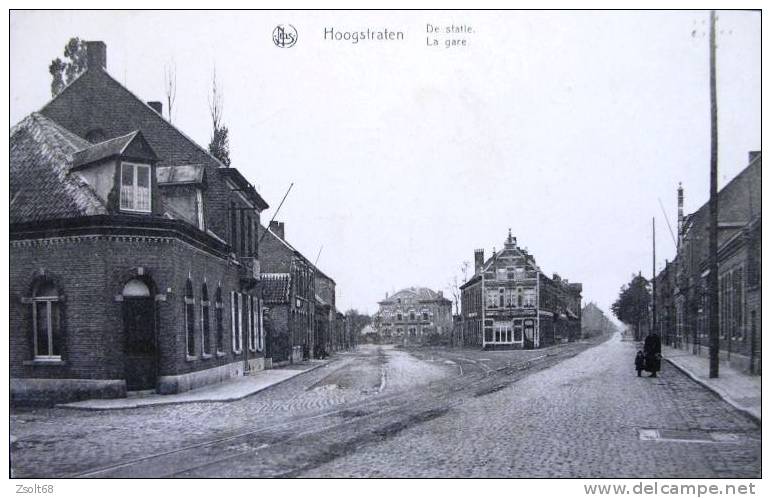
left=24, top=359, right=66, bottom=366
left=201, top=353, right=213, bottom=360
left=216, top=351, right=226, bottom=358
left=233, top=350, right=243, bottom=355
left=186, top=355, right=198, bottom=362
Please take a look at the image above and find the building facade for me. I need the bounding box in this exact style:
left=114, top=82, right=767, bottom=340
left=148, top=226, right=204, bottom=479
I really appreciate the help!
left=257, top=221, right=348, bottom=364
left=10, top=42, right=271, bottom=404
left=459, top=231, right=582, bottom=349
left=656, top=152, right=761, bottom=374
left=373, top=287, right=453, bottom=344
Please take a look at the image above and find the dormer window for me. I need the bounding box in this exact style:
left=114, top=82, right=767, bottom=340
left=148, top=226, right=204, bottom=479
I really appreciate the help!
left=120, top=162, right=151, bottom=212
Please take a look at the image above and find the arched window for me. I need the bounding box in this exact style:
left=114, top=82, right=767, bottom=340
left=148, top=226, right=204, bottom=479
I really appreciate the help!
left=185, top=278, right=196, bottom=357
left=201, top=283, right=211, bottom=356
left=123, top=279, right=150, bottom=297
left=215, top=285, right=224, bottom=354
left=31, top=280, right=62, bottom=360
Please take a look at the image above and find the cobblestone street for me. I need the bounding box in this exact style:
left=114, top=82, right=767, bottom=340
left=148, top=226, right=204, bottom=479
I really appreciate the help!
left=10, top=335, right=760, bottom=478
left=303, top=335, right=761, bottom=478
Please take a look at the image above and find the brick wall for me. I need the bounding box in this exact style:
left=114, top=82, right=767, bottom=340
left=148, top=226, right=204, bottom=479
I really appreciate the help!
left=10, top=234, right=263, bottom=383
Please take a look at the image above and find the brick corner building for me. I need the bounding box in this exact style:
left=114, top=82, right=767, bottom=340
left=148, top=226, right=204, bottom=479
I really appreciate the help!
left=458, top=230, right=582, bottom=349
left=10, top=42, right=274, bottom=405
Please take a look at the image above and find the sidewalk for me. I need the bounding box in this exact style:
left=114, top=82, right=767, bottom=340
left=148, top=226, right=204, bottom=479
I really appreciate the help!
left=57, top=361, right=328, bottom=410
left=662, top=344, right=761, bottom=422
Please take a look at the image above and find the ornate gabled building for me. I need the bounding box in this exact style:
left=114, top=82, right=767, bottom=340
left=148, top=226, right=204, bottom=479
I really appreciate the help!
left=10, top=42, right=270, bottom=405
left=373, top=287, right=453, bottom=344
left=459, top=230, right=582, bottom=349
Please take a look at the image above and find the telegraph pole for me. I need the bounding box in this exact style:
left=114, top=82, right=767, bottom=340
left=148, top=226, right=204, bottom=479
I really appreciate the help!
left=708, top=10, right=720, bottom=378
left=652, top=217, right=657, bottom=337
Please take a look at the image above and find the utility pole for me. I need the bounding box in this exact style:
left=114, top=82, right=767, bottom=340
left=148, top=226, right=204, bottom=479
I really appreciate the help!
left=708, top=10, right=720, bottom=378
left=652, top=217, right=657, bottom=338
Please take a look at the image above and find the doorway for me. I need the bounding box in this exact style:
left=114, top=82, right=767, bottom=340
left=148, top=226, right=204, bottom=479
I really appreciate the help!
left=122, top=279, right=157, bottom=391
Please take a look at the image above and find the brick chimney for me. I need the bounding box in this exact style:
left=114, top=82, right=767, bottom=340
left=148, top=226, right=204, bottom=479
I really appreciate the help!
left=147, top=101, right=163, bottom=115
left=269, top=221, right=285, bottom=240
left=85, top=41, right=106, bottom=71
left=474, top=249, right=484, bottom=275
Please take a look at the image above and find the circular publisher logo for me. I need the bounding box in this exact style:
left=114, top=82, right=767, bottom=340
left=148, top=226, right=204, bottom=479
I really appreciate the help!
left=273, top=24, right=298, bottom=48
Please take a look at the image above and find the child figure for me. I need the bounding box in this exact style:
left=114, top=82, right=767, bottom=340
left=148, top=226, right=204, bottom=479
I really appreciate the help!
left=635, top=350, right=646, bottom=377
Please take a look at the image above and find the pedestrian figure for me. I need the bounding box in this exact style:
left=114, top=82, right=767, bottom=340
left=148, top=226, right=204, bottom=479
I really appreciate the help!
left=635, top=350, right=645, bottom=377
left=643, top=331, right=662, bottom=377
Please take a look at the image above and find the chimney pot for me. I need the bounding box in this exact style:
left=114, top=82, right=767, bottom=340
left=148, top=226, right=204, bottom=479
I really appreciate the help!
left=85, top=41, right=106, bottom=71
left=147, top=101, right=163, bottom=115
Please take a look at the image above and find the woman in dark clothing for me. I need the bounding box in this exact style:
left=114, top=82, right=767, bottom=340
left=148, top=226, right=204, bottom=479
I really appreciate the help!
left=643, top=332, right=662, bottom=377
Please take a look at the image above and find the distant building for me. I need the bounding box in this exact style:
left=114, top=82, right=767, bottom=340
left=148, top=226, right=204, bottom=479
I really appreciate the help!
left=459, top=230, right=582, bottom=349
left=656, top=151, right=761, bottom=374
left=581, top=302, right=617, bottom=338
left=373, top=287, right=453, bottom=344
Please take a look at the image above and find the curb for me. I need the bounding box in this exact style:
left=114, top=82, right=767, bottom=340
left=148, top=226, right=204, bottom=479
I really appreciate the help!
left=56, top=361, right=330, bottom=411
left=664, top=357, right=761, bottom=424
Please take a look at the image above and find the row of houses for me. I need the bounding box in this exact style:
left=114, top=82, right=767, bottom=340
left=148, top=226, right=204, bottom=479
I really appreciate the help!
left=653, top=152, right=761, bottom=374
left=369, top=231, right=584, bottom=351
left=10, top=41, right=354, bottom=405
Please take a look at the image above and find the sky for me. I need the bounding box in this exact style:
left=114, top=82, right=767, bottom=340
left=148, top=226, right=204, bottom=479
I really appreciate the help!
left=9, top=11, right=761, bottom=316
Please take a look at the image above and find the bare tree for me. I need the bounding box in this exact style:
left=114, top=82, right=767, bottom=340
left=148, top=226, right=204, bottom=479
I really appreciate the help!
left=448, top=261, right=471, bottom=316
left=163, top=60, right=177, bottom=123
left=207, top=65, right=230, bottom=166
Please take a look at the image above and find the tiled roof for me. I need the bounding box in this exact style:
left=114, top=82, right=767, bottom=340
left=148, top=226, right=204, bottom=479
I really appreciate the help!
left=386, top=287, right=447, bottom=302
left=10, top=113, right=107, bottom=224
left=261, top=273, right=290, bottom=304
left=681, top=153, right=762, bottom=272
left=257, top=224, right=335, bottom=284
left=71, top=131, right=139, bottom=168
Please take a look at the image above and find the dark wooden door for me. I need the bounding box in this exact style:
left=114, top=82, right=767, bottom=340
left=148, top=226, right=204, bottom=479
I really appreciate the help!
left=123, top=297, right=157, bottom=391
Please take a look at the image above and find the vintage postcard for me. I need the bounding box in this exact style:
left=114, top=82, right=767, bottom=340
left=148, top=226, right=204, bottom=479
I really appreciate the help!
left=7, top=7, right=762, bottom=490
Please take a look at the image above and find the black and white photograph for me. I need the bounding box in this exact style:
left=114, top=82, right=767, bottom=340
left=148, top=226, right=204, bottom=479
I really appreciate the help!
left=5, top=5, right=763, bottom=490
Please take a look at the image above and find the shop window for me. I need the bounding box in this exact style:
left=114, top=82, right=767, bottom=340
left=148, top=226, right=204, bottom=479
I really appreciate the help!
left=30, top=280, right=62, bottom=360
